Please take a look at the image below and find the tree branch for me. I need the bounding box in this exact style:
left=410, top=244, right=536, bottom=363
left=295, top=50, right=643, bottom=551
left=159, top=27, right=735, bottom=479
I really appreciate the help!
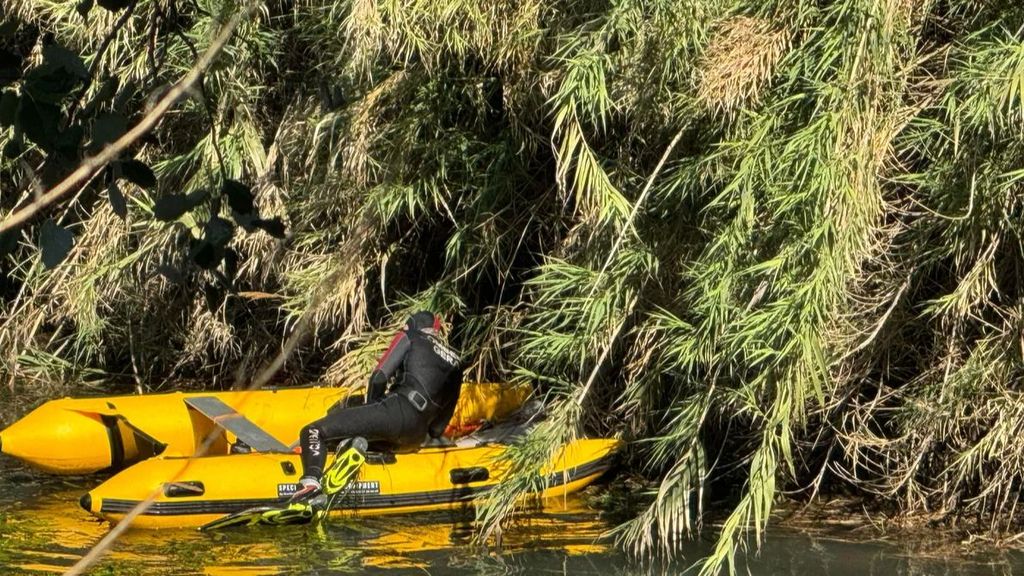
left=585, top=128, right=685, bottom=301
left=0, top=5, right=252, bottom=236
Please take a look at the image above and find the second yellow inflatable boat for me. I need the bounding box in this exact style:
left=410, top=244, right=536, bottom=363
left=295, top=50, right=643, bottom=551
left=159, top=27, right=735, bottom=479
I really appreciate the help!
left=80, top=436, right=622, bottom=529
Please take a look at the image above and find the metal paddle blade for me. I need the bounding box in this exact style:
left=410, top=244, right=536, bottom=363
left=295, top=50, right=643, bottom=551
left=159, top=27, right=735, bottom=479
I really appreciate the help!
left=199, top=503, right=314, bottom=531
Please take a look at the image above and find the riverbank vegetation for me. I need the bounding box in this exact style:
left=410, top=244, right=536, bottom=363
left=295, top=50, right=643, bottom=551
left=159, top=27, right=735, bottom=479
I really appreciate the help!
left=1, top=0, right=1023, bottom=572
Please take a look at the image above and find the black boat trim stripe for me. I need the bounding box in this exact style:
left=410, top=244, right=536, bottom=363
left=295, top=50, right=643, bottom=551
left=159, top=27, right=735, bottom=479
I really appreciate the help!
left=98, top=454, right=614, bottom=517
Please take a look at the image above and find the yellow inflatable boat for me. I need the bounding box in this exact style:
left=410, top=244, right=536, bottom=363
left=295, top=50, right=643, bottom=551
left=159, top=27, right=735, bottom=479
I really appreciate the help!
left=80, top=435, right=621, bottom=529
left=0, top=383, right=530, bottom=475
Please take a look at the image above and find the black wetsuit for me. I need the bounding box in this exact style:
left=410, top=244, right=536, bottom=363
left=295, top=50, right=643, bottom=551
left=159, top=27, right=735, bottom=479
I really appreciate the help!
left=298, top=327, right=462, bottom=479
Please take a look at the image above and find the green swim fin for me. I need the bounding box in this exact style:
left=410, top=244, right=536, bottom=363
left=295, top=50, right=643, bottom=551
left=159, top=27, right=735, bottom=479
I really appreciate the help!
left=199, top=437, right=366, bottom=532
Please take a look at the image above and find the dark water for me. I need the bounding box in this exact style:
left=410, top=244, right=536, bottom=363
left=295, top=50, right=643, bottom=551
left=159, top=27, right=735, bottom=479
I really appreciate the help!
left=0, top=457, right=1020, bottom=575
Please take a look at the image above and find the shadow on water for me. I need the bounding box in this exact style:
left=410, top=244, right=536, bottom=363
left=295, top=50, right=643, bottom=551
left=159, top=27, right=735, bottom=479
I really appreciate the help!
left=1, top=457, right=1023, bottom=575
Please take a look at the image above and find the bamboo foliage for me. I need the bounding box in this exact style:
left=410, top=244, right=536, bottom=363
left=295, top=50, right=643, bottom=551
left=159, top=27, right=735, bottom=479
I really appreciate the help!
left=3, top=0, right=1024, bottom=572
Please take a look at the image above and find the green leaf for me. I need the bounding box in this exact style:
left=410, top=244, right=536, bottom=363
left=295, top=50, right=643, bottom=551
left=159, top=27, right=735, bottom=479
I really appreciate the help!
left=222, top=179, right=255, bottom=215
left=152, top=189, right=209, bottom=221
left=0, top=49, right=20, bottom=87
left=76, top=0, right=94, bottom=18
left=92, top=75, right=119, bottom=104
left=2, top=138, right=20, bottom=159
left=155, top=263, right=186, bottom=285
left=190, top=239, right=220, bottom=270
left=222, top=248, right=238, bottom=280
left=41, top=153, right=77, bottom=188
left=119, top=159, right=156, bottom=189
left=108, top=180, right=127, bottom=219
left=252, top=217, right=286, bottom=239
left=97, top=0, right=133, bottom=11
left=55, top=124, right=84, bottom=158
left=203, top=282, right=226, bottom=309
left=23, top=65, right=80, bottom=103
left=80, top=75, right=119, bottom=118
left=0, top=21, right=18, bottom=39
left=18, top=98, right=61, bottom=152
left=0, top=90, right=17, bottom=127
left=39, top=219, right=74, bottom=269
left=152, top=195, right=191, bottom=221
left=0, top=229, right=17, bottom=259
left=90, top=112, right=127, bottom=152
left=42, top=44, right=88, bottom=80
left=112, top=79, right=136, bottom=113
left=96, top=75, right=120, bottom=100
left=233, top=211, right=255, bottom=233
left=20, top=43, right=88, bottom=103
left=204, top=216, right=235, bottom=248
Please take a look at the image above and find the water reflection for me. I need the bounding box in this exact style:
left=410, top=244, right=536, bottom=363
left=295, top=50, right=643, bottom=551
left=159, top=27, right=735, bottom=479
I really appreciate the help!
left=1, top=460, right=1022, bottom=575
left=0, top=464, right=615, bottom=575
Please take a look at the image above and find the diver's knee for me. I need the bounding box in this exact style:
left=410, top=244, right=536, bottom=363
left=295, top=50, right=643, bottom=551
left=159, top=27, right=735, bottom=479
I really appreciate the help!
left=301, top=423, right=326, bottom=442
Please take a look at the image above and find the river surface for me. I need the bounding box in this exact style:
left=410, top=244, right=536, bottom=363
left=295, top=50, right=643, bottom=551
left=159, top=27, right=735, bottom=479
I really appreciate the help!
left=0, top=456, right=1020, bottom=575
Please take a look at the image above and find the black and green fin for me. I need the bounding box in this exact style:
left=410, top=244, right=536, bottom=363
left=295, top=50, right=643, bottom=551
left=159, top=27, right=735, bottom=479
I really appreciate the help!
left=314, top=437, right=367, bottom=525
left=322, top=437, right=367, bottom=495
left=199, top=503, right=313, bottom=531
left=199, top=437, right=367, bottom=531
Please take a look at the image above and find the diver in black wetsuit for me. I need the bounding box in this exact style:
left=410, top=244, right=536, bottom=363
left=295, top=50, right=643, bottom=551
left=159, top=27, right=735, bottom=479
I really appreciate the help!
left=290, top=311, right=462, bottom=502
